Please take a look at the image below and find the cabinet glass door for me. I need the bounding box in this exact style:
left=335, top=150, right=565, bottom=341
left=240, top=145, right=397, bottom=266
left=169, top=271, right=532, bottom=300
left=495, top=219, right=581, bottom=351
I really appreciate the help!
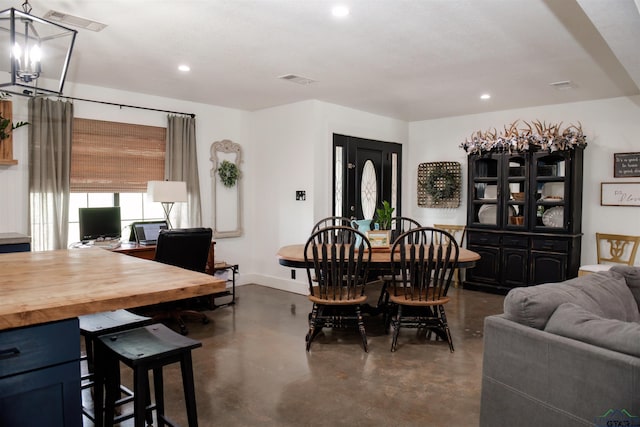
left=533, top=153, right=567, bottom=231
left=471, top=156, right=499, bottom=226
left=505, top=155, right=526, bottom=229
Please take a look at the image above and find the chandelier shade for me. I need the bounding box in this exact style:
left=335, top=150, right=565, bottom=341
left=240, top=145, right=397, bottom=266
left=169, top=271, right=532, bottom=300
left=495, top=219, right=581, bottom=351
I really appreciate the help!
left=0, top=3, right=77, bottom=96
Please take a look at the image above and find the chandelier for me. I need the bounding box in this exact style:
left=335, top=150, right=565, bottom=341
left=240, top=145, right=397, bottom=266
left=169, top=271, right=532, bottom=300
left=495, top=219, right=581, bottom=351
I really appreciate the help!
left=0, top=0, right=77, bottom=96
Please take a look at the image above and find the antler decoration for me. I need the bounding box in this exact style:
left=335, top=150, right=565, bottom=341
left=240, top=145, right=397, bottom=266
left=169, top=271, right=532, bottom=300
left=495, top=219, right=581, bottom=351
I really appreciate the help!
left=460, top=120, right=586, bottom=154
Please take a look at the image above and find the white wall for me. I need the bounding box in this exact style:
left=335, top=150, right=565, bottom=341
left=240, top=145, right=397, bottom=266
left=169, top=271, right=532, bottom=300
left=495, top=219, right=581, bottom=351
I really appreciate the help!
left=409, top=95, right=640, bottom=266
left=3, top=82, right=637, bottom=287
left=246, top=100, right=408, bottom=294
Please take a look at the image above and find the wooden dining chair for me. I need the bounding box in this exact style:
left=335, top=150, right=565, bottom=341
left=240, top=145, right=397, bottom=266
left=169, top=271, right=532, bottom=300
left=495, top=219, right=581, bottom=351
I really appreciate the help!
left=376, top=217, right=423, bottom=307
left=433, top=224, right=466, bottom=286
left=578, top=233, right=640, bottom=276
left=311, top=216, right=353, bottom=232
left=386, top=227, right=459, bottom=352
left=304, top=225, right=372, bottom=352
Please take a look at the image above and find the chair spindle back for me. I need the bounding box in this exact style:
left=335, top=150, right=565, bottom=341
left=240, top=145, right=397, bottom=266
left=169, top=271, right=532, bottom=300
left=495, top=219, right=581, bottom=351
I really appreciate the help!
left=304, top=226, right=371, bottom=301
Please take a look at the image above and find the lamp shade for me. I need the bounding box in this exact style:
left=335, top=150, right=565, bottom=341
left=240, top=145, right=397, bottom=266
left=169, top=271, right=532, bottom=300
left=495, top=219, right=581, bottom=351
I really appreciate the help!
left=0, top=6, right=77, bottom=96
left=147, top=181, right=188, bottom=203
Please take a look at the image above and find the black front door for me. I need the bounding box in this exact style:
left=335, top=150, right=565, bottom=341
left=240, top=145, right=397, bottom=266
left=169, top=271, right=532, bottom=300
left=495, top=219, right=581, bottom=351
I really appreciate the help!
left=333, top=134, right=402, bottom=220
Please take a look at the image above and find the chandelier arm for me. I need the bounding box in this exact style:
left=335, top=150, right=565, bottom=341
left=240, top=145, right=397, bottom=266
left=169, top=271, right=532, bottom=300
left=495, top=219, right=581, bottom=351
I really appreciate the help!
left=21, top=0, right=32, bottom=14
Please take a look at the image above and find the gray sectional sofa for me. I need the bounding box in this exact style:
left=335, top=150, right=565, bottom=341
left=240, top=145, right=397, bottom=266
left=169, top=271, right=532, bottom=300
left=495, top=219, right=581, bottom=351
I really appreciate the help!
left=480, top=266, right=640, bottom=427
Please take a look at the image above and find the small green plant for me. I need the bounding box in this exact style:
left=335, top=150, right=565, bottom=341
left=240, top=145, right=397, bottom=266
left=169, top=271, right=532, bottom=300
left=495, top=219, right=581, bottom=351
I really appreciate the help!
left=218, top=160, right=239, bottom=188
left=0, top=92, right=28, bottom=141
left=375, top=200, right=394, bottom=230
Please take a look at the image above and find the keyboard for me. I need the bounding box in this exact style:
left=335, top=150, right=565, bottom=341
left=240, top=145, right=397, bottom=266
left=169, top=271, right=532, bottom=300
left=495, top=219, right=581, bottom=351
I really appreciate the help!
left=92, top=240, right=122, bottom=250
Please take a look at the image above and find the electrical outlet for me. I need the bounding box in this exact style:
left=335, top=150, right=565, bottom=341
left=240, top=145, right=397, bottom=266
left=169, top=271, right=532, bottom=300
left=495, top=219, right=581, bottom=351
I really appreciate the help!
left=296, top=190, right=306, bottom=201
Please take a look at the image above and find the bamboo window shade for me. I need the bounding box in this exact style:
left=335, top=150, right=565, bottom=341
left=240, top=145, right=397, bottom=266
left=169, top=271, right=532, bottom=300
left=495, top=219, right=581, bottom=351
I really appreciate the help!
left=70, top=118, right=166, bottom=192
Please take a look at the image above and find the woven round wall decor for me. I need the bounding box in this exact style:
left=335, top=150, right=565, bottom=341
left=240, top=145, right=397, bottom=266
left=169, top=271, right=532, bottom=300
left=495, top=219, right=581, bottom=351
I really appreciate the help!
left=418, top=161, right=461, bottom=208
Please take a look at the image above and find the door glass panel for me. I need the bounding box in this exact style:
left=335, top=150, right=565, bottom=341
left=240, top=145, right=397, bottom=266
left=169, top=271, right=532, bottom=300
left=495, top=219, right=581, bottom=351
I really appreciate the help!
left=361, top=160, right=377, bottom=219
left=334, top=146, right=343, bottom=217
left=391, top=153, right=398, bottom=212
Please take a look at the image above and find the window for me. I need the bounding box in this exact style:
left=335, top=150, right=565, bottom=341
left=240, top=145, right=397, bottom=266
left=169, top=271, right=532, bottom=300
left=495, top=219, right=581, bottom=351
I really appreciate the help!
left=68, top=119, right=167, bottom=244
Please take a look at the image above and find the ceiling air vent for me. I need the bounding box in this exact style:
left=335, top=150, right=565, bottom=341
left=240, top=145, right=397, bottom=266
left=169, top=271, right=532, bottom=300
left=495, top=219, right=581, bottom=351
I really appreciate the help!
left=43, top=10, right=107, bottom=32
left=549, top=80, right=576, bottom=90
left=278, top=74, right=317, bottom=85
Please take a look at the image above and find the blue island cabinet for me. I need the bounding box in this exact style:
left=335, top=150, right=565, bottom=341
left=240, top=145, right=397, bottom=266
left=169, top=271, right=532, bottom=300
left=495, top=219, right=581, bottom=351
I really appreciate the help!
left=0, top=318, right=81, bottom=427
left=0, top=233, right=31, bottom=253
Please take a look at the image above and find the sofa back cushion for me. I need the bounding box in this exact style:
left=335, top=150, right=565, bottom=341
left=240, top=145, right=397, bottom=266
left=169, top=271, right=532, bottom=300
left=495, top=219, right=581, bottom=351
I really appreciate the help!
left=503, top=270, right=640, bottom=330
left=611, top=265, right=640, bottom=308
left=545, top=302, right=640, bottom=358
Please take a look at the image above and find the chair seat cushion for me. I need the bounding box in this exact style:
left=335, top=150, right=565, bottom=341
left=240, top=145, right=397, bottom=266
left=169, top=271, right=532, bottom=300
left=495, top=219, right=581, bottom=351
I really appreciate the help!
left=578, top=264, right=612, bottom=273
left=308, top=287, right=367, bottom=305
left=544, top=302, right=640, bottom=358
left=388, top=292, right=449, bottom=306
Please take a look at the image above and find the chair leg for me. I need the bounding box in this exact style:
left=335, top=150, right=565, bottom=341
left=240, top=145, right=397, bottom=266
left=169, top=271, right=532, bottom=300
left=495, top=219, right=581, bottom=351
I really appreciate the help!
left=180, top=353, right=199, bottom=427
left=133, top=368, right=149, bottom=427
left=438, top=305, right=454, bottom=352
left=153, top=366, right=165, bottom=427
left=390, top=305, right=402, bottom=352
left=305, top=304, right=319, bottom=351
left=355, top=305, right=368, bottom=353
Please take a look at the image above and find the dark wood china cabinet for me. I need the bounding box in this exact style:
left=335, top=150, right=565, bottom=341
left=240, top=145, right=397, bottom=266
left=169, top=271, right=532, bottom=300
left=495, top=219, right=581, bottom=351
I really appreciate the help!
left=464, top=147, right=584, bottom=294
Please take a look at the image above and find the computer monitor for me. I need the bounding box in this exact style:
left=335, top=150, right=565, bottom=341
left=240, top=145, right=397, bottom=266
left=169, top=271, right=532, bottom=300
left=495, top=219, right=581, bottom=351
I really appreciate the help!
left=78, top=207, right=122, bottom=242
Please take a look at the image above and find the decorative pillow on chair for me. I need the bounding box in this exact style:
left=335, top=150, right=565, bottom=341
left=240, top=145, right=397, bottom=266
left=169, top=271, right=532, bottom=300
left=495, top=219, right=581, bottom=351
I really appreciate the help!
left=545, top=302, right=640, bottom=358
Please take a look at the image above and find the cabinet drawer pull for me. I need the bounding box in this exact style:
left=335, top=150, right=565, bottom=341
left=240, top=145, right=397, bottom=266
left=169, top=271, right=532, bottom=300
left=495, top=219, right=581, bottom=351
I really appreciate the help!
left=0, top=347, right=20, bottom=359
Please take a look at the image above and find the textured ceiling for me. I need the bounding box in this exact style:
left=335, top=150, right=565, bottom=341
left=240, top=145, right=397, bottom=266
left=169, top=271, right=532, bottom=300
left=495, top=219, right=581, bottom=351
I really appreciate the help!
left=22, top=0, right=640, bottom=121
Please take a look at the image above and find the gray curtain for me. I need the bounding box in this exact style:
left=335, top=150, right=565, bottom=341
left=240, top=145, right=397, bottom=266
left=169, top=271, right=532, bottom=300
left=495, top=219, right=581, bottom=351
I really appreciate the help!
left=166, top=115, right=202, bottom=227
left=28, top=98, right=74, bottom=251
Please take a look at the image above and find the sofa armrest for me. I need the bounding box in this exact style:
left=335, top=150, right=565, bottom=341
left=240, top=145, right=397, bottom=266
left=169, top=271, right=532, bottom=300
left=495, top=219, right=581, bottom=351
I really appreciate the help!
left=480, top=315, right=640, bottom=427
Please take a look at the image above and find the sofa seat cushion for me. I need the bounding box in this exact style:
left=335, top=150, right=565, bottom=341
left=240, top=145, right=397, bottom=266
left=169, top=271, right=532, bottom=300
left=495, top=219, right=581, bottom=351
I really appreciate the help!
left=545, top=302, right=640, bottom=358
left=504, top=270, right=640, bottom=330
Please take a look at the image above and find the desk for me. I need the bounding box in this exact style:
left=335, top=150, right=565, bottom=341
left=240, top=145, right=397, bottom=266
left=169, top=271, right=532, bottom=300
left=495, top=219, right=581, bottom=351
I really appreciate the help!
left=112, top=242, right=156, bottom=260
left=0, top=248, right=225, bottom=426
left=277, top=244, right=481, bottom=269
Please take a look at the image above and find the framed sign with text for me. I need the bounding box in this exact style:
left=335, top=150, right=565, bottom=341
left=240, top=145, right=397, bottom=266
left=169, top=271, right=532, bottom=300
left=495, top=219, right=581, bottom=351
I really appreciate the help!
left=601, top=182, right=640, bottom=206
left=614, top=152, right=640, bottom=177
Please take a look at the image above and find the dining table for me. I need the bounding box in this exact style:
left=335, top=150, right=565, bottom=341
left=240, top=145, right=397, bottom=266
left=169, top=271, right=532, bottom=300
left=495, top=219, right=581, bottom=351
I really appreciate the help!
left=276, top=243, right=480, bottom=316
left=276, top=244, right=481, bottom=269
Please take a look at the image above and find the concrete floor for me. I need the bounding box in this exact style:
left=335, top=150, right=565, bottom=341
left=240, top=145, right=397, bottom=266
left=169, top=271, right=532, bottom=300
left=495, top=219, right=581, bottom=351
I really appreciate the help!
left=83, top=283, right=505, bottom=427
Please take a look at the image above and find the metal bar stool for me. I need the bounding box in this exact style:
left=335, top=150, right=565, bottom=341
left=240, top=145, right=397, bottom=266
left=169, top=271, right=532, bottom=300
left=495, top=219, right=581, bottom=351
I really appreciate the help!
left=79, top=309, right=152, bottom=421
left=93, top=323, right=202, bottom=427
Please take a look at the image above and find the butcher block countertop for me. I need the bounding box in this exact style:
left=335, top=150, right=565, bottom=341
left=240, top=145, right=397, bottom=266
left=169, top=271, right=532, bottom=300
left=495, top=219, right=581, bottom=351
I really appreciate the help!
left=0, top=247, right=225, bottom=330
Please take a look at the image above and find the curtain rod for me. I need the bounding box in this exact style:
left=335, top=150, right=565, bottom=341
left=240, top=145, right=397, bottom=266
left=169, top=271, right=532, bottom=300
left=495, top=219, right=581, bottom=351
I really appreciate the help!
left=55, top=95, right=196, bottom=118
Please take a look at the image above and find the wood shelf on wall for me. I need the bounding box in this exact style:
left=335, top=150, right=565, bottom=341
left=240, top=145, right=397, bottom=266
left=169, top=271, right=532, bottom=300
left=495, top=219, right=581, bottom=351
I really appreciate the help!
left=0, top=100, right=18, bottom=166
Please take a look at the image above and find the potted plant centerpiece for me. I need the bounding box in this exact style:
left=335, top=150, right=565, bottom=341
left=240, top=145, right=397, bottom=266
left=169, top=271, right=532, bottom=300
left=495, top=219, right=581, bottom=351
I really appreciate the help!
left=367, top=200, right=394, bottom=249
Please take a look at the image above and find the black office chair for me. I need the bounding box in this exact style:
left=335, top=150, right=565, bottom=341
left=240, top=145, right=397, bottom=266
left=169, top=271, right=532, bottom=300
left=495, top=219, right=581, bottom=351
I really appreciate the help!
left=150, top=227, right=213, bottom=335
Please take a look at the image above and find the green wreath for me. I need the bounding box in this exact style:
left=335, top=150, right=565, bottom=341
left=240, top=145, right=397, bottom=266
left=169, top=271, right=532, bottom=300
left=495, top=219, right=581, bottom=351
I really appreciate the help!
left=424, top=165, right=458, bottom=201
left=218, top=160, right=239, bottom=188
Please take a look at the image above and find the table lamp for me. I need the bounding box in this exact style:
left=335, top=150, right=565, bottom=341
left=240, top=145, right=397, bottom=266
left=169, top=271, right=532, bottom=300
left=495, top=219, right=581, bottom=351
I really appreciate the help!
left=147, top=180, right=188, bottom=228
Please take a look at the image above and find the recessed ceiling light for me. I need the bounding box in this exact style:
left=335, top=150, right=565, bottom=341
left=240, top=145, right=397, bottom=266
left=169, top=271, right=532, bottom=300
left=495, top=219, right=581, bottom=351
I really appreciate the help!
left=480, top=93, right=491, bottom=100
left=332, top=5, right=350, bottom=18
left=178, top=64, right=191, bottom=72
